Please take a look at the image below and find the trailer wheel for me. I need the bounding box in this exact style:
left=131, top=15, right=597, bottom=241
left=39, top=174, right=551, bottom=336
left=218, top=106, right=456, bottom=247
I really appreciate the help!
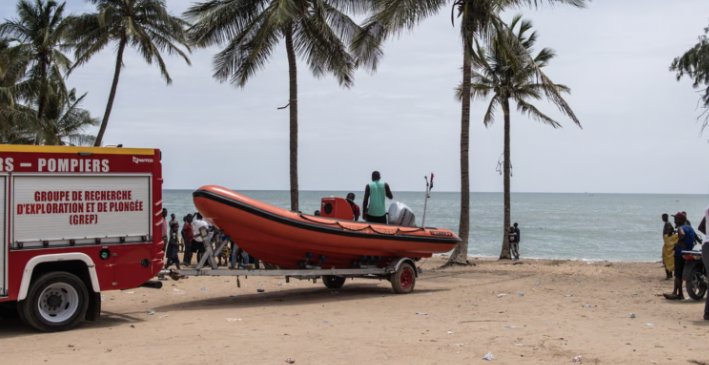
left=322, top=275, right=346, bottom=289
left=391, top=262, right=416, bottom=294
left=20, top=272, right=89, bottom=332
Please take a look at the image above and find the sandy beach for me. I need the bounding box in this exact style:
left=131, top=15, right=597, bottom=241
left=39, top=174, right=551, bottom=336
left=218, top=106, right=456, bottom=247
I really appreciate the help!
left=1, top=256, right=708, bottom=365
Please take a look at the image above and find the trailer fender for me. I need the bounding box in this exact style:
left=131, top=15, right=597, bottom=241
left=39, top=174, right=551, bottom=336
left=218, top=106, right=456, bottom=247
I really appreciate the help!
left=388, top=257, right=418, bottom=278
left=18, top=253, right=100, bottom=301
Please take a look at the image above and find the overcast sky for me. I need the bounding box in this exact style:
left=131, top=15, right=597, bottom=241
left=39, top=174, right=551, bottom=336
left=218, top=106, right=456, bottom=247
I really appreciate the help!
left=2, top=0, right=708, bottom=193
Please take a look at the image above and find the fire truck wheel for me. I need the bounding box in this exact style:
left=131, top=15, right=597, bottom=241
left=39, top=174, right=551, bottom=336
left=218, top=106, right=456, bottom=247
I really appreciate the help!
left=21, top=272, right=89, bottom=332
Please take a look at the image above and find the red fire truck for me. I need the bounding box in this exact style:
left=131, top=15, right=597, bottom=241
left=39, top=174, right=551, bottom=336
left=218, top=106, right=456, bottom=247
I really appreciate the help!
left=0, top=145, right=165, bottom=332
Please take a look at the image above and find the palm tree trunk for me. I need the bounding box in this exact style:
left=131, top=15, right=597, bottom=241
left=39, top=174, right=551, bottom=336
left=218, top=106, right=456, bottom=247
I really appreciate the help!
left=284, top=24, right=299, bottom=212
left=499, top=96, right=512, bottom=259
left=94, top=38, right=126, bottom=147
left=447, top=37, right=473, bottom=265
left=35, top=59, right=48, bottom=145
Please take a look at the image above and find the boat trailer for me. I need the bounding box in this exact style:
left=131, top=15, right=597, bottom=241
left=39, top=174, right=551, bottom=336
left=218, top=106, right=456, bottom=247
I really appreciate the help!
left=159, top=227, right=420, bottom=294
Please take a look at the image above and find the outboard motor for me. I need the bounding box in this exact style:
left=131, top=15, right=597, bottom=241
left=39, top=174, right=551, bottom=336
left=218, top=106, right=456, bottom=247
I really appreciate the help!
left=388, top=202, right=416, bottom=227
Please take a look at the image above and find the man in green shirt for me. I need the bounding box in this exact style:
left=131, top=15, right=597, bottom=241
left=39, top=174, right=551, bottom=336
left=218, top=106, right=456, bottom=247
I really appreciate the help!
left=362, top=171, right=393, bottom=224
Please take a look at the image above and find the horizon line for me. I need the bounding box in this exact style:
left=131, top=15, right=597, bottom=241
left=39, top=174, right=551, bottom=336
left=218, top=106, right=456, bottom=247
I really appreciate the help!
left=163, top=189, right=709, bottom=196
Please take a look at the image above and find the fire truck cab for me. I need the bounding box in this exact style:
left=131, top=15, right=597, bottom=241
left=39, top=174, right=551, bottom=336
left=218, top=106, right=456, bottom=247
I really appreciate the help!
left=0, top=145, right=165, bottom=332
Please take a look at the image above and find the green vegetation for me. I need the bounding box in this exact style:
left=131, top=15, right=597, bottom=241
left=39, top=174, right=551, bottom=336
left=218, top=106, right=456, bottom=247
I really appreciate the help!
left=183, top=0, right=374, bottom=212
left=671, top=22, right=709, bottom=131
left=459, top=16, right=580, bottom=259
left=68, top=0, right=192, bottom=147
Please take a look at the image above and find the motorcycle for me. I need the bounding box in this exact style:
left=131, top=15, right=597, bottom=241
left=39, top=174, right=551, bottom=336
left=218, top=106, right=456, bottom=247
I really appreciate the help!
left=682, top=247, right=707, bottom=300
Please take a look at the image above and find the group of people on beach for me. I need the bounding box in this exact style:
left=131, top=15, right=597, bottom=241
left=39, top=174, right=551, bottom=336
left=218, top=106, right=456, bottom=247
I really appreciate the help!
left=660, top=209, right=709, bottom=320
left=161, top=208, right=259, bottom=272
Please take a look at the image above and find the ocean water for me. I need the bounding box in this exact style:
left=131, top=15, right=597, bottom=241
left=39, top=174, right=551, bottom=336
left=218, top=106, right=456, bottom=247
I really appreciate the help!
left=163, top=190, right=709, bottom=262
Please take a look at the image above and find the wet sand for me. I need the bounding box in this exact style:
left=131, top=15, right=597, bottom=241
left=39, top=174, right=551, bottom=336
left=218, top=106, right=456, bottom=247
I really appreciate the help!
left=1, top=256, right=708, bottom=364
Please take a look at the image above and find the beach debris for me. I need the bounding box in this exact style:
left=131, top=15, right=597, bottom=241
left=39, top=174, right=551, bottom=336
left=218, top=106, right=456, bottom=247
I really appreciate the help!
left=415, top=312, right=428, bottom=315
left=323, top=321, right=330, bottom=324
left=482, top=352, right=494, bottom=361
left=201, top=287, right=207, bottom=290
left=226, top=318, right=242, bottom=322
left=278, top=282, right=283, bottom=286
left=573, top=355, right=582, bottom=362
left=124, top=291, right=134, bottom=294
left=534, top=282, right=540, bottom=286
left=565, top=294, right=573, bottom=297
left=471, top=302, right=478, bottom=306
left=426, top=292, right=432, bottom=295
left=586, top=304, right=592, bottom=308
left=258, top=283, right=263, bottom=286
left=159, top=314, right=169, bottom=318
left=68, top=345, right=74, bottom=348
left=285, top=359, right=295, bottom=364
left=631, top=293, right=638, bottom=296
left=629, top=313, right=636, bottom=318
left=456, top=343, right=465, bottom=347
left=497, top=293, right=508, bottom=297
left=130, top=325, right=135, bottom=328
left=257, top=289, right=265, bottom=293
left=173, top=288, right=180, bottom=292
left=505, top=325, right=517, bottom=329
left=447, top=331, right=454, bottom=335
left=518, top=293, right=524, bottom=296
left=147, top=310, right=155, bottom=315
left=645, top=323, right=655, bottom=327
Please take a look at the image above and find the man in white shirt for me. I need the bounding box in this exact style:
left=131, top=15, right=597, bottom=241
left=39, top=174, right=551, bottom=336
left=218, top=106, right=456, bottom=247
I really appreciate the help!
left=192, top=213, right=209, bottom=263
left=698, top=206, right=709, bottom=320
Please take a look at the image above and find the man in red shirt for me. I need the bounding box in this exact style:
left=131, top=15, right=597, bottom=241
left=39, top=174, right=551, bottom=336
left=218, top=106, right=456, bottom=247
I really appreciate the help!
left=182, top=214, right=195, bottom=266
left=346, top=193, right=361, bottom=221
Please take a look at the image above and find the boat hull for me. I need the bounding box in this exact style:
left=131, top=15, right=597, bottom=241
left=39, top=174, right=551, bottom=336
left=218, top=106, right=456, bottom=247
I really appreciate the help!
left=193, top=186, right=460, bottom=269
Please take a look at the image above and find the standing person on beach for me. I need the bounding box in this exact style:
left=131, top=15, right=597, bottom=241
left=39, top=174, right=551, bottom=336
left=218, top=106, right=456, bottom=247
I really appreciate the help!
left=508, top=226, right=519, bottom=260
left=697, top=207, right=709, bottom=320
left=362, top=171, right=393, bottom=224
left=161, top=209, right=169, bottom=251
left=164, top=222, right=181, bottom=270
left=662, top=214, right=676, bottom=280
left=169, top=213, right=182, bottom=252
left=513, top=223, right=521, bottom=260
left=664, top=212, right=696, bottom=300
left=192, top=213, right=209, bottom=263
left=182, top=214, right=195, bottom=265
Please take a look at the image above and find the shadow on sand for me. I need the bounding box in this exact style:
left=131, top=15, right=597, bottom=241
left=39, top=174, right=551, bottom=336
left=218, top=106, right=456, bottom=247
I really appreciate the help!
left=0, top=311, right=145, bottom=339
left=153, top=284, right=449, bottom=313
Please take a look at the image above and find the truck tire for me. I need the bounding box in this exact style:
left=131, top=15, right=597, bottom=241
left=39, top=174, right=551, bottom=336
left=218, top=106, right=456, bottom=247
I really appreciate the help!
left=322, top=275, right=346, bottom=289
left=685, top=265, right=707, bottom=300
left=391, top=262, right=416, bottom=294
left=20, top=272, right=89, bottom=332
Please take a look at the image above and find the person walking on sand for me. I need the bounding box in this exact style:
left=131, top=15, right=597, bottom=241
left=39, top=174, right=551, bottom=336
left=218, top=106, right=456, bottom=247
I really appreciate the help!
left=509, top=226, right=519, bottom=260
left=362, top=171, right=393, bottom=224
left=662, top=214, right=676, bottom=280
left=514, top=223, right=521, bottom=260
left=664, top=212, right=696, bottom=300
left=182, top=214, right=194, bottom=266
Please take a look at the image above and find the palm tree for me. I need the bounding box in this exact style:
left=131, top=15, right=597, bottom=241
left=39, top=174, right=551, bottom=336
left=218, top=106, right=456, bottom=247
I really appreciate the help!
left=40, top=88, right=98, bottom=145
left=458, top=15, right=580, bottom=259
left=670, top=21, right=709, bottom=130
left=184, top=0, right=368, bottom=213
left=352, top=0, right=586, bottom=265
left=68, top=0, right=192, bottom=147
left=0, top=0, right=72, bottom=123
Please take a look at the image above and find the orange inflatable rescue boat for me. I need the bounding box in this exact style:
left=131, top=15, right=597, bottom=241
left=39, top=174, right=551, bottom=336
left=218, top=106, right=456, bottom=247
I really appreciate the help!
left=193, top=186, right=461, bottom=269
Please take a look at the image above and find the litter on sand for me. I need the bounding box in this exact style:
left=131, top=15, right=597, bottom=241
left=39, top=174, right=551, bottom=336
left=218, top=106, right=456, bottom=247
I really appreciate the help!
left=159, top=314, right=169, bottom=318
left=201, top=287, right=207, bottom=290
left=226, top=318, right=242, bottom=322
left=629, top=313, right=636, bottom=318
left=285, top=359, right=295, bottom=364
left=257, top=289, right=265, bottom=293
left=534, top=282, right=540, bottom=286
left=631, top=293, right=638, bottom=296
left=147, top=310, right=155, bottom=315
left=645, top=323, right=656, bottom=327
left=447, top=331, right=454, bottom=334
left=471, top=302, right=478, bottom=306
left=415, top=312, right=428, bottom=315
left=565, top=294, right=573, bottom=297
left=573, top=355, right=582, bottom=362
left=505, top=325, right=517, bottom=329
left=497, top=293, right=508, bottom=297
left=322, top=321, right=330, bottom=324
left=586, top=304, right=592, bottom=308
left=482, top=352, right=494, bottom=361
left=173, top=288, right=180, bottom=292
left=124, top=291, right=134, bottom=294
left=518, top=293, right=524, bottom=296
